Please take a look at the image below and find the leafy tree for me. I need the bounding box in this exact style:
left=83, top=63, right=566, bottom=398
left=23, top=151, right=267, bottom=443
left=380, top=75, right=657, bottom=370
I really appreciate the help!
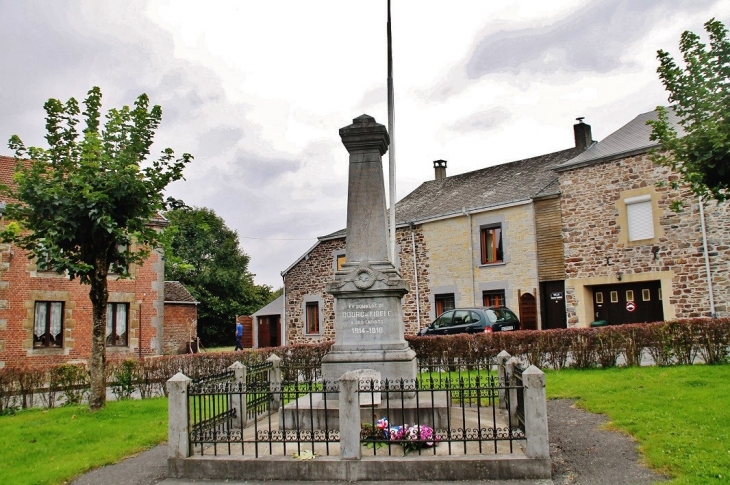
left=648, top=18, right=730, bottom=205
left=163, top=205, right=276, bottom=346
left=1, top=87, right=191, bottom=410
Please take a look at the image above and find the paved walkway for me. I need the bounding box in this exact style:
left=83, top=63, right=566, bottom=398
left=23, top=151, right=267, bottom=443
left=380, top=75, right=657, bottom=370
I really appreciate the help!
left=71, top=400, right=666, bottom=485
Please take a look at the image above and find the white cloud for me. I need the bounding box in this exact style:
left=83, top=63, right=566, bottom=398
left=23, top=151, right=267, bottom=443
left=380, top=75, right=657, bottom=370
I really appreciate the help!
left=1, top=0, right=729, bottom=291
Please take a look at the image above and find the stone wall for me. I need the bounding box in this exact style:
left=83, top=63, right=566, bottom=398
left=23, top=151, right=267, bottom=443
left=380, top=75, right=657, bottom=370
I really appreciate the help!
left=421, top=203, right=541, bottom=323
left=284, top=225, right=430, bottom=344
left=559, top=153, right=730, bottom=326
left=0, top=242, right=165, bottom=368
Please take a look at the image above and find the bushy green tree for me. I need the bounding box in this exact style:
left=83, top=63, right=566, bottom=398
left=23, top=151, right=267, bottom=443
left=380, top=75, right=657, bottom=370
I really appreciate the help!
left=0, top=87, right=191, bottom=410
left=648, top=18, right=730, bottom=204
left=163, top=205, right=276, bottom=346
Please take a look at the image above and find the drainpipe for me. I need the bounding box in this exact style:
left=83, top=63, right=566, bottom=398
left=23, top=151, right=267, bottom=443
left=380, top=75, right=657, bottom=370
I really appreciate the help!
left=138, top=303, right=142, bottom=359
left=462, top=207, right=476, bottom=306
left=281, top=272, right=287, bottom=346
left=698, top=197, right=716, bottom=317
left=409, top=222, right=421, bottom=331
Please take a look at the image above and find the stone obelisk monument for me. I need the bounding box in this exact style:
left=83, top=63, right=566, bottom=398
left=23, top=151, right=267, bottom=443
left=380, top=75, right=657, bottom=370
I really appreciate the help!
left=321, top=114, right=417, bottom=385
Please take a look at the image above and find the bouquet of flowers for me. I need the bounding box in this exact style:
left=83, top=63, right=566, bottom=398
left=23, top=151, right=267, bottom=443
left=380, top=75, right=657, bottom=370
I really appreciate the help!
left=368, top=417, right=438, bottom=453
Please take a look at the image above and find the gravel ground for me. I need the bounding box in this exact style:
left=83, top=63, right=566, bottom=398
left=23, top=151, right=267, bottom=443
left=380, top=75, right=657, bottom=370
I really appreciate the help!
left=70, top=399, right=667, bottom=485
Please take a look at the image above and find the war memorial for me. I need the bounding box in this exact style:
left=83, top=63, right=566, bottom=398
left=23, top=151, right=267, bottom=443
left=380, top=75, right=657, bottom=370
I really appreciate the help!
left=166, top=115, right=550, bottom=482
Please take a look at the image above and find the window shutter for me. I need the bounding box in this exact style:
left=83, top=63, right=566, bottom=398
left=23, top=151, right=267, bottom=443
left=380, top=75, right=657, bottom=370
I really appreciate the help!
left=625, top=195, right=654, bottom=241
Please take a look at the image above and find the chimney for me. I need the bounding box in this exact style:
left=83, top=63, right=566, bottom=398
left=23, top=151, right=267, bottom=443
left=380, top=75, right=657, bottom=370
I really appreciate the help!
left=573, top=117, right=593, bottom=150
left=433, top=159, right=447, bottom=181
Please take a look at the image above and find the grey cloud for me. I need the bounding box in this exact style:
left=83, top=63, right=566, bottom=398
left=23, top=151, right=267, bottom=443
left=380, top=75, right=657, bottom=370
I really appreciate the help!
left=230, top=151, right=302, bottom=187
left=449, top=108, right=510, bottom=133
left=196, top=127, right=245, bottom=157
left=465, top=0, right=719, bottom=79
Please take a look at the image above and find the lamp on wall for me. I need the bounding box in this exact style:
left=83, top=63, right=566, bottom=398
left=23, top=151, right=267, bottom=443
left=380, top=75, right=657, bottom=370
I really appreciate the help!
left=652, top=246, right=660, bottom=260
left=616, top=271, right=623, bottom=282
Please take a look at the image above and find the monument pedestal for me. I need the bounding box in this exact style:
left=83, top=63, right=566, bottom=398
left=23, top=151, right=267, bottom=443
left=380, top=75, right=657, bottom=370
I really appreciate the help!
left=321, top=260, right=416, bottom=386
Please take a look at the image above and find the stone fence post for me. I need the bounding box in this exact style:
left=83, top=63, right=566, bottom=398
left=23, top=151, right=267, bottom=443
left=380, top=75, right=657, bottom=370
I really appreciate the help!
left=167, top=372, right=191, bottom=459
left=339, top=371, right=362, bottom=460
left=267, top=354, right=282, bottom=411
left=523, top=365, right=549, bottom=459
left=228, top=362, right=247, bottom=428
left=506, top=357, right=520, bottom=428
left=496, top=350, right=511, bottom=410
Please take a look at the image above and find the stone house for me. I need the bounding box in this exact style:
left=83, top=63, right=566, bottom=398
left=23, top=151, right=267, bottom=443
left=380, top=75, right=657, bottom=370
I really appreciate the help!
left=0, top=155, right=198, bottom=368
left=555, top=109, right=729, bottom=326
left=281, top=122, right=592, bottom=344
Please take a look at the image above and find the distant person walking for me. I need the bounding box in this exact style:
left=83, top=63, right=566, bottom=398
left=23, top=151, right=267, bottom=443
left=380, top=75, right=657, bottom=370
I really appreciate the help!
left=234, top=320, right=244, bottom=351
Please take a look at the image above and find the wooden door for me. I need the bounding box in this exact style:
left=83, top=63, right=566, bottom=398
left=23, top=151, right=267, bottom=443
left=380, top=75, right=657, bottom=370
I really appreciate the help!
left=518, top=291, right=538, bottom=330
left=540, top=280, right=567, bottom=329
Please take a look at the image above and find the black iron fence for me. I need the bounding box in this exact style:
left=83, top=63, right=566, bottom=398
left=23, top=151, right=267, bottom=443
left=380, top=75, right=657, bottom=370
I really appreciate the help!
left=176, top=353, right=544, bottom=459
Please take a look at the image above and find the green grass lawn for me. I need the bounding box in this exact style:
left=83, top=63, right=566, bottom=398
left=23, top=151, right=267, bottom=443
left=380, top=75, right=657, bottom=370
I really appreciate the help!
left=546, top=365, right=730, bottom=484
left=1, top=365, right=727, bottom=485
left=0, top=398, right=168, bottom=485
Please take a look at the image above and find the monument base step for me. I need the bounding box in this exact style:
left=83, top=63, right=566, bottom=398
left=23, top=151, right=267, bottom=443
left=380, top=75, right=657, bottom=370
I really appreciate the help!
left=280, top=391, right=451, bottom=431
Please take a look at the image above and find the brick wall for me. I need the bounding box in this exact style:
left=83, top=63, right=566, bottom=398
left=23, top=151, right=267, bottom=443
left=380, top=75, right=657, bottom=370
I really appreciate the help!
left=0, top=242, right=165, bottom=368
left=163, top=303, right=197, bottom=355
left=559, top=153, right=730, bottom=326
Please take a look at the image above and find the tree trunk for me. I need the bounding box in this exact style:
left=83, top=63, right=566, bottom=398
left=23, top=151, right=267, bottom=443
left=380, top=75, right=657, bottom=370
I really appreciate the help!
left=88, top=258, right=109, bottom=411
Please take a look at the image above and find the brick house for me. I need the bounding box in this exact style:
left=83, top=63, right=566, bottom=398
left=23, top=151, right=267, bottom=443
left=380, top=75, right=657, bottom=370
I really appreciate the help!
left=555, top=109, right=730, bottom=326
left=0, top=155, right=198, bottom=368
left=281, top=122, right=592, bottom=343
left=163, top=281, right=199, bottom=354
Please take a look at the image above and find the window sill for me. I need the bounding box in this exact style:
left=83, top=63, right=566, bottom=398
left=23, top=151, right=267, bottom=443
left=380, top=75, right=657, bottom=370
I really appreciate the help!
left=33, top=270, right=69, bottom=279
left=106, top=346, right=131, bottom=353
left=479, top=262, right=506, bottom=268
left=29, top=347, right=65, bottom=355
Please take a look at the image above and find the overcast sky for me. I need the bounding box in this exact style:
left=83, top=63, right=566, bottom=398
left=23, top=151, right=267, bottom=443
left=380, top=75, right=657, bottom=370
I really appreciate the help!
left=1, top=1, right=729, bottom=291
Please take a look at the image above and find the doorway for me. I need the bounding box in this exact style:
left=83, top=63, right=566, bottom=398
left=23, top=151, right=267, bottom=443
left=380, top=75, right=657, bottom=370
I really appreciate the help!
left=257, top=315, right=281, bottom=348
left=540, top=280, right=567, bottom=329
left=592, top=281, right=664, bottom=325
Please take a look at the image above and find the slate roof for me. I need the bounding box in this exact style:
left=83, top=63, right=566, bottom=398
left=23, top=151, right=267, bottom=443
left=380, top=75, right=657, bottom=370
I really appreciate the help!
left=316, top=147, right=583, bottom=243
left=394, top=147, right=582, bottom=224
left=252, top=295, right=284, bottom=317
left=556, top=108, right=684, bottom=171
left=164, top=281, right=198, bottom=304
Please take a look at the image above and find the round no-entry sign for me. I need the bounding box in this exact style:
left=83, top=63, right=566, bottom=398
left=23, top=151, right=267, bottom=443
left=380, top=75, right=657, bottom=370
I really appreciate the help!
left=626, top=301, right=636, bottom=312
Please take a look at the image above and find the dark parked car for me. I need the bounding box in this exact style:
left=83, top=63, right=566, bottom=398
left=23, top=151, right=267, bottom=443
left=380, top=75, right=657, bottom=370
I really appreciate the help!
left=417, top=307, right=521, bottom=336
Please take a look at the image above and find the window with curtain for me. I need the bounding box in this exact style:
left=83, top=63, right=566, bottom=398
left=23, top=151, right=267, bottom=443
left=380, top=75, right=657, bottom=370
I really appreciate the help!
left=480, top=225, right=504, bottom=264
left=305, top=302, right=319, bottom=335
left=435, top=293, right=455, bottom=316
left=106, top=302, right=129, bottom=346
left=483, top=290, right=505, bottom=307
left=34, top=301, right=63, bottom=348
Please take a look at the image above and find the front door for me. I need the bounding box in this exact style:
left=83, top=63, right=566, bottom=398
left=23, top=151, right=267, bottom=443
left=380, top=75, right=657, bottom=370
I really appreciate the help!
left=592, top=281, right=664, bottom=325
left=541, top=281, right=567, bottom=329
left=519, top=292, right=538, bottom=330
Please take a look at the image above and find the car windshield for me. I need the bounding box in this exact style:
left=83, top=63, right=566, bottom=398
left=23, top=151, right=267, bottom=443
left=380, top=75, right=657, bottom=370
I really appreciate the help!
left=485, top=308, right=518, bottom=323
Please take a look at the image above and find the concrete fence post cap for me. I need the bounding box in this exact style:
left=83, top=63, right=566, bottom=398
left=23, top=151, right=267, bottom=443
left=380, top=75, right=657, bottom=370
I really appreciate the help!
left=228, top=361, right=245, bottom=370
left=167, top=372, right=191, bottom=383
left=266, top=354, right=282, bottom=363
left=523, top=365, right=544, bottom=376
left=497, top=350, right=511, bottom=359
left=339, top=371, right=361, bottom=382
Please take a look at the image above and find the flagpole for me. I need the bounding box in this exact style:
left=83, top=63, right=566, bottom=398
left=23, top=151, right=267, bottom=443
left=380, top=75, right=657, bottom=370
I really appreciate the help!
left=387, top=0, right=396, bottom=264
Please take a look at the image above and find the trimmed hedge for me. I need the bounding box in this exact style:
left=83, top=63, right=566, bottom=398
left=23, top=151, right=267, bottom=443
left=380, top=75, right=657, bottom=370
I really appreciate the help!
left=1, top=318, right=727, bottom=412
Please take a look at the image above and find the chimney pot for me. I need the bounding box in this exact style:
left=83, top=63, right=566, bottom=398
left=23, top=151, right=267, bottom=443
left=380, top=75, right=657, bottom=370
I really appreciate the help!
left=574, top=118, right=593, bottom=150
left=433, top=159, right=447, bottom=181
